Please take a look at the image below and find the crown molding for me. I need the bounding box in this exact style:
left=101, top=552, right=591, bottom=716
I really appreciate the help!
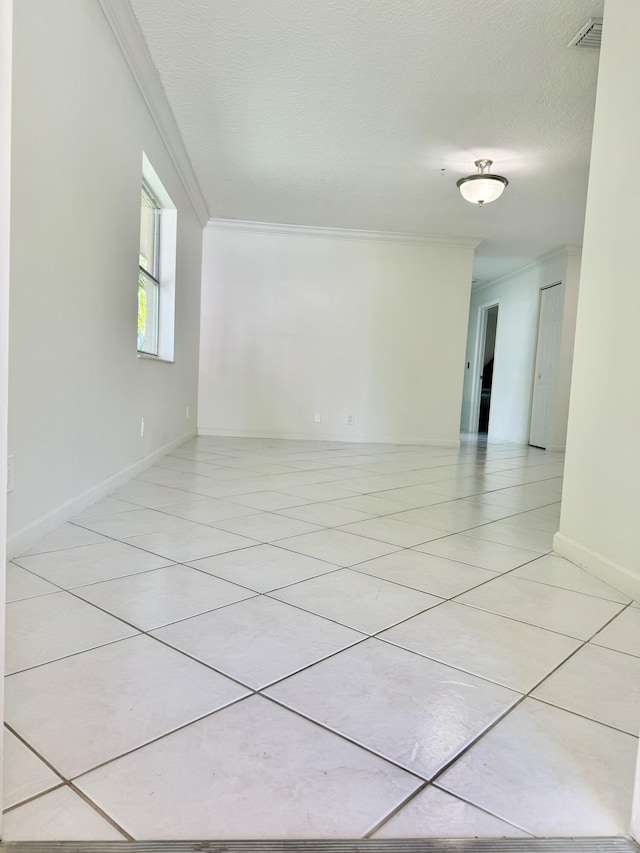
left=206, top=218, right=481, bottom=250
left=98, top=0, right=209, bottom=226
left=473, top=244, right=583, bottom=293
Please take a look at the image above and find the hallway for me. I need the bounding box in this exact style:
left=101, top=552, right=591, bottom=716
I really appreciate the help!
left=4, top=436, right=639, bottom=840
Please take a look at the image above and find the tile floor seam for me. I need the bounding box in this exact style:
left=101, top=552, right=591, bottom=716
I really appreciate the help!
left=340, top=551, right=559, bottom=645
left=1, top=725, right=135, bottom=835
left=5, top=630, right=141, bottom=679
left=364, top=482, right=561, bottom=507
left=8, top=436, right=635, bottom=840
left=407, top=547, right=543, bottom=575
left=70, top=560, right=260, bottom=603
left=57, top=571, right=403, bottom=705
left=149, top=611, right=368, bottom=693
left=65, top=780, right=134, bottom=841
left=429, top=783, right=535, bottom=836
left=364, top=780, right=533, bottom=840
left=4, top=723, right=67, bottom=785
left=445, top=573, right=628, bottom=641
left=7, top=582, right=265, bottom=685
left=370, top=633, right=534, bottom=696
left=2, top=782, right=66, bottom=815
left=527, top=694, right=640, bottom=739
left=64, top=519, right=265, bottom=565
left=51, top=528, right=596, bottom=660
left=590, top=640, right=640, bottom=660
left=57, top=590, right=265, bottom=693
left=7, top=562, right=67, bottom=594
left=208, top=562, right=349, bottom=596
left=422, top=601, right=638, bottom=797
left=260, top=680, right=524, bottom=787
left=6, top=588, right=61, bottom=605
left=60, top=694, right=253, bottom=784
left=260, top=585, right=446, bottom=637
left=588, top=603, right=639, bottom=643
left=512, top=601, right=640, bottom=737
left=360, top=780, right=429, bottom=838
left=255, top=691, right=431, bottom=783
left=11, top=650, right=488, bottom=798
left=497, top=573, right=630, bottom=605
left=11, top=536, right=112, bottom=560
left=74, top=504, right=144, bottom=518
left=156, top=466, right=562, bottom=516
left=4, top=778, right=135, bottom=841
left=49, top=515, right=542, bottom=584
left=65, top=561, right=230, bottom=593
left=66, top=464, right=561, bottom=536
left=347, top=562, right=501, bottom=597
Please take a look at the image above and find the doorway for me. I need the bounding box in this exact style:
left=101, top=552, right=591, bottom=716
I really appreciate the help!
left=477, top=304, right=499, bottom=433
left=529, top=283, right=563, bottom=449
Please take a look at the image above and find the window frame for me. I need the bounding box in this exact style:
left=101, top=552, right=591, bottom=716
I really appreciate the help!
left=137, top=154, right=177, bottom=363
left=138, top=181, right=162, bottom=356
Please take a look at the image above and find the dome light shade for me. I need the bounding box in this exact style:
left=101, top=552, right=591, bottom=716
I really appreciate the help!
left=457, top=159, right=508, bottom=206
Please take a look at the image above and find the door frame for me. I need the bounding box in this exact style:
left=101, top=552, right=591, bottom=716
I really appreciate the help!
left=528, top=281, right=563, bottom=449
left=469, top=298, right=501, bottom=434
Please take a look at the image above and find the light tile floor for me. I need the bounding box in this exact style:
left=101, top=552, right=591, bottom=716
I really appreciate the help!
left=3, top=436, right=639, bottom=840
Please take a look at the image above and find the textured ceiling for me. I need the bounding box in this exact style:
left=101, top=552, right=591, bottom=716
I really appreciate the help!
left=130, top=0, right=603, bottom=280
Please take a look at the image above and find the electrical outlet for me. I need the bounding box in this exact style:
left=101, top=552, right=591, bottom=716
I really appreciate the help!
left=7, top=454, right=14, bottom=493
left=346, top=414, right=355, bottom=426
left=140, top=417, right=145, bottom=438
left=186, top=405, right=190, bottom=420
left=314, top=413, right=321, bottom=423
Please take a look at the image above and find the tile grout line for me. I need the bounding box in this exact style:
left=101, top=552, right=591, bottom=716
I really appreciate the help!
left=2, top=781, right=66, bottom=815
left=55, top=449, right=563, bottom=564
left=65, top=457, right=562, bottom=547
left=8, top=436, right=635, bottom=838
left=423, top=600, right=638, bottom=790
left=3, top=723, right=133, bottom=839
left=9, top=505, right=628, bottom=700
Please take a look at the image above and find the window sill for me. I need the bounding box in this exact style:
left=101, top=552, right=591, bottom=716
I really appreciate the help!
left=137, top=353, right=175, bottom=364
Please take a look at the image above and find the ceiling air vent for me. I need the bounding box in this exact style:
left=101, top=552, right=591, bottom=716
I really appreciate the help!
left=568, top=17, right=603, bottom=49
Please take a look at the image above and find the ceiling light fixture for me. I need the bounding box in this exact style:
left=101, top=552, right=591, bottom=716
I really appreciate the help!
left=457, top=159, right=508, bottom=206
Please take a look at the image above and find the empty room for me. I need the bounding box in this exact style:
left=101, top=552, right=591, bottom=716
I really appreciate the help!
left=0, top=0, right=639, bottom=847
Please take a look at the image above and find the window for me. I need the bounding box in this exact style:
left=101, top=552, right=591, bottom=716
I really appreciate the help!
left=137, top=154, right=177, bottom=361
left=138, top=183, right=161, bottom=355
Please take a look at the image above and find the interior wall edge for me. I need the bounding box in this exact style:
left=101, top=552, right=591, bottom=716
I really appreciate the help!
left=0, top=0, right=13, bottom=831
left=97, top=0, right=209, bottom=226
left=196, top=427, right=461, bottom=449
left=553, top=531, right=640, bottom=603
left=472, top=244, right=577, bottom=294
left=6, top=428, right=195, bottom=560
left=205, top=217, right=481, bottom=250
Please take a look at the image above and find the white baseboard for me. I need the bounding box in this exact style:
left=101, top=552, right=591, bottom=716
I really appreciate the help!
left=7, top=429, right=196, bottom=559
left=548, top=444, right=566, bottom=453
left=196, top=426, right=460, bottom=449
left=553, top=531, right=640, bottom=602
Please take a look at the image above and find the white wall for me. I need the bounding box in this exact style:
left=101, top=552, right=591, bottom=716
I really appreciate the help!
left=7, top=0, right=204, bottom=554
left=634, top=742, right=640, bottom=842
left=0, top=0, right=13, bottom=827
left=198, top=224, right=476, bottom=446
left=555, top=0, right=640, bottom=606
left=460, top=248, right=580, bottom=448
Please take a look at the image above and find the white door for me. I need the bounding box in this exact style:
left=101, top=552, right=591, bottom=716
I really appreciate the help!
left=529, top=284, right=563, bottom=449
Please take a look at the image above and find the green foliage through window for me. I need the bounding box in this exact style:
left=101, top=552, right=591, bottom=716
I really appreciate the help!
left=137, top=270, right=147, bottom=351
